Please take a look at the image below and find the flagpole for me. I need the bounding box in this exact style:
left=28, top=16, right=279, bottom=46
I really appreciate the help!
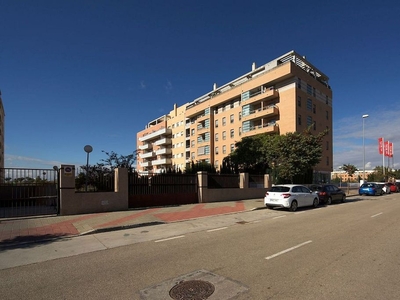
left=383, top=138, right=385, bottom=177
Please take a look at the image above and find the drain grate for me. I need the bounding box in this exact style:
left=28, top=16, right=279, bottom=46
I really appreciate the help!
left=169, top=280, right=215, bottom=300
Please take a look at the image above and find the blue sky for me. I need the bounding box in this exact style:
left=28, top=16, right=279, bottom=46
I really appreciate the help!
left=1, top=0, right=400, bottom=171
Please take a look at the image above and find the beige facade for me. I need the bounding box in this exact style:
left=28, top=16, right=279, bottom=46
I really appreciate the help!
left=136, top=51, right=333, bottom=180
left=331, top=170, right=374, bottom=182
left=0, top=91, right=4, bottom=170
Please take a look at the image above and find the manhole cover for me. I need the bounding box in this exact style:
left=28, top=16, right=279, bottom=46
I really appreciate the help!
left=169, top=280, right=215, bottom=300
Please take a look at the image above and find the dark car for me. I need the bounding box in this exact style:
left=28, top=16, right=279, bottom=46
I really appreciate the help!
left=309, top=184, right=346, bottom=205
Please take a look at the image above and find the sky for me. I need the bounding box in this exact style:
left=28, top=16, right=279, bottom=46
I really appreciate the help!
left=1, top=0, right=400, bottom=172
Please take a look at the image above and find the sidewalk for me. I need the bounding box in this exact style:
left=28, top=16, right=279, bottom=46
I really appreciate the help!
left=0, top=199, right=265, bottom=247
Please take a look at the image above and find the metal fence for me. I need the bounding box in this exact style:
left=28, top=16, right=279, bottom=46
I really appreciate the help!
left=0, top=168, right=58, bottom=218
left=75, top=167, right=115, bottom=192
left=207, top=174, right=240, bottom=189
left=249, top=174, right=265, bottom=188
left=129, top=173, right=197, bottom=195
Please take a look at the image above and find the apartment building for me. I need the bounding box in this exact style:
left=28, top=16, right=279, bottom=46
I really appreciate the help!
left=136, top=50, right=333, bottom=181
left=0, top=91, right=4, bottom=170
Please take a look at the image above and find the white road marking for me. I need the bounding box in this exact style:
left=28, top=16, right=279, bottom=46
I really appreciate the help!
left=207, top=227, right=228, bottom=232
left=265, top=240, right=313, bottom=260
left=155, top=235, right=185, bottom=243
left=273, top=215, right=286, bottom=219
left=371, top=212, right=383, bottom=218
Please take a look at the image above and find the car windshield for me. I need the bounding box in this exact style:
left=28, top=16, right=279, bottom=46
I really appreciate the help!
left=270, top=186, right=290, bottom=192
left=361, top=183, right=374, bottom=188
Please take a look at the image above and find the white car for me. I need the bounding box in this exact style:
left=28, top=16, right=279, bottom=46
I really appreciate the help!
left=264, top=184, right=319, bottom=212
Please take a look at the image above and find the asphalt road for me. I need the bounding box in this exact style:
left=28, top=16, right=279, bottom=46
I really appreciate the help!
left=1, top=194, right=400, bottom=299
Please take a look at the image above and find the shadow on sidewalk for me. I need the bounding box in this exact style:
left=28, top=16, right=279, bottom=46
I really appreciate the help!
left=0, top=233, right=72, bottom=251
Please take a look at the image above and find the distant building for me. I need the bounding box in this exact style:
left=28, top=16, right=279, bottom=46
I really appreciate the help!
left=331, top=170, right=374, bottom=182
left=136, top=50, right=333, bottom=182
left=0, top=90, right=4, bottom=170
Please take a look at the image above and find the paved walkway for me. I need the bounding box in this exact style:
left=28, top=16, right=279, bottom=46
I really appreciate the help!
left=0, top=199, right=265, bottom=246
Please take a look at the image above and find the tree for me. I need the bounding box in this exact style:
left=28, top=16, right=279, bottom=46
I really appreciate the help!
left=227, top=135, right=269, bottom=174
left=99, top=150, right=138, bottom=173
left=221, top=127, right=328, bottom=183
left=185, top=161, right=216, bottom=174
left=341, top=164, right=358, bottom=193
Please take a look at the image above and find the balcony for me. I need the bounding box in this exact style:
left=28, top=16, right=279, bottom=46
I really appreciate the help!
left=139, top=127, right=172, bottom=142
left=245, top=89, right=279, bottom=105
left=241, top=123, right=279, bottom=138
left=155, top=148, right=172, bottom=155
left=139, top=151, right=155, bottom=159
left=152, top=158, right=172, bottom=166
left=138, top=143, right=151, bottom=150
left=154, top=138, right=172, bottom=146
left=140, top=161, right=152, bottom=167
left=241, top=106, right=279, bottom=122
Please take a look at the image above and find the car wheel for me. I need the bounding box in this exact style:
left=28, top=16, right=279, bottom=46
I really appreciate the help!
left=289, top=200, right=298, bottom=212
left=341, top=195, right=346, bottom=203
left=313, top=198, right=319, bottom=208
left=326, top=197, right=332, bottom=205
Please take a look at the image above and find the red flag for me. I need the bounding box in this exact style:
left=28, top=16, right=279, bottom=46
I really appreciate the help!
left=384, top=141, right=389, bottom=157
left=389, top=142, right=393, bottom=158
left=378, top=137, right=383, bottom=154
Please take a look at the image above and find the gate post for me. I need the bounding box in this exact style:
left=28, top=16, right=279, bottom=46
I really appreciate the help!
left=59, top=165, right=75, bottom=216
left=197, top=171, right=207, bottom=203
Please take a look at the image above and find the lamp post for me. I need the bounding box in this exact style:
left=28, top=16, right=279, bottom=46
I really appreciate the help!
left=84, top=145, right=93, bottom=192
left=362, top=114, right=369, bottom=183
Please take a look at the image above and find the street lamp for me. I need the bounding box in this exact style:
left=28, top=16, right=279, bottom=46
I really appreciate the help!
left=84, top=145, right=93, bottom=192
left=362, top=114, right=369, bottom=183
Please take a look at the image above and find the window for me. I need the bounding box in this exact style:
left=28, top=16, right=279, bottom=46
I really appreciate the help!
left=307, top=98, right=312, bottom=111
left=326, top=111, right=329, bottom=120
left=326, top=141, right=329, bottom=150
left=239, top=112, right=242, bottom=120
left=191, top=129, right=195, bottom=136
left=313, top=87, right=316, bottom=97
left=223, top=145, right=226, bottom=154
left=297, top=96, right=301, bottom=107
left=215, top=147, right=219, bottom=155
left=191, top=152, right=195, bottom=159
left=313, top=104, right=316, bottom=114
left=297, top=78, right=301, bottom=89
left=191, top=140, right=195, bottom=147
left=215, top=160, right=219, bottom=168
left=298, top=114, right=302, bottom=126
left=230, top=144, right=234, bottom=153
left=230, top=114, right=234, bottom=123
left=215, top=119, right=219, bottom=128
left=222, top=131, right=226, bottom=140
left=239, top=127, right=242, bottom=136
left=325, top=95, right=329, bottom=105
left=307, top=84, right=312, bottom=95
left=307, top=116, right=312, bottom=126
left=326, top=156, right=329, bottom=166
left=313, top=120, right=316, bottom=130
left=230, top=129, right=234, bottom=138
left=222, top=117, right=226, bottom=126
left=215, top=133, right=219, bottom=141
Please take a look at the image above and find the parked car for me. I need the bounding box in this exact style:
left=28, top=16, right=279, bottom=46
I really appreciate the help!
left=264, top=184, right=319, bottom=212
left=309, top=184, right=346, bottom=205
left=358, top=183, right=383, bottom=196
left=378, top=183, right=391, bottom=194
left=386, top=182, right=398, bottom=193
